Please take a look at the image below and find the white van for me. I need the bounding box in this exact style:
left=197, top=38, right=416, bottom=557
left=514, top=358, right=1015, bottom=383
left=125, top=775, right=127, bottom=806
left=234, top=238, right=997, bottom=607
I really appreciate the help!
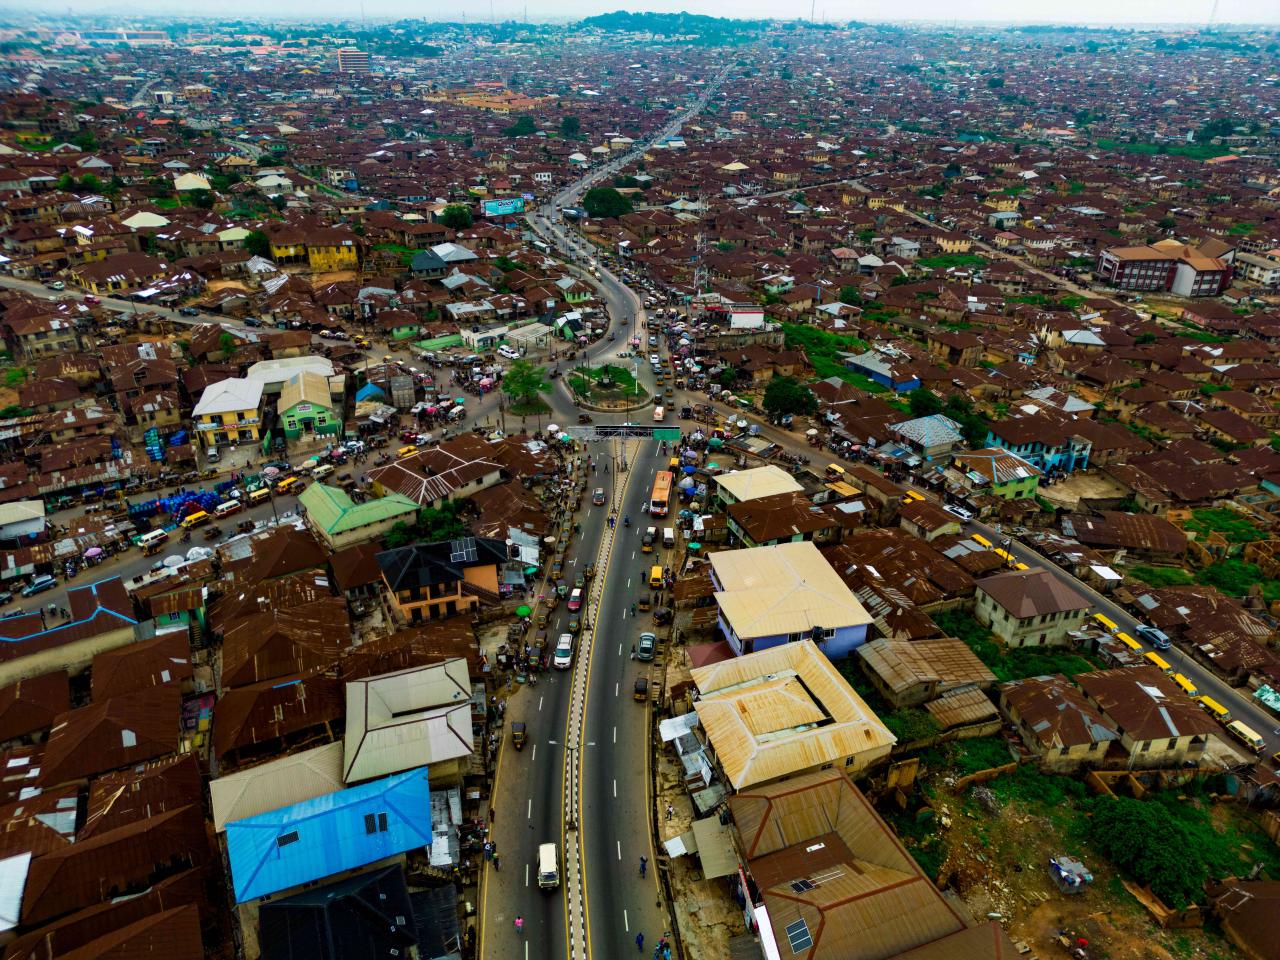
left=662, top=527, right=675, bottom=549
left=538, top=842, right=560, bottom=889
left=311, top=463, right=335, bottom=480
left=214, top=499, right=242, bottom=518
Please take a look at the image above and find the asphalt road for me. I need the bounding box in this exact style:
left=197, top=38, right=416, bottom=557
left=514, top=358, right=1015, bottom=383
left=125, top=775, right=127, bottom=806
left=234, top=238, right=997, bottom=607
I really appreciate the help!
left=579, top=437, right=670, bottom=956
left=968, top=518, right=1280, bottom=757
left=481, top=452, right=611, bottom=960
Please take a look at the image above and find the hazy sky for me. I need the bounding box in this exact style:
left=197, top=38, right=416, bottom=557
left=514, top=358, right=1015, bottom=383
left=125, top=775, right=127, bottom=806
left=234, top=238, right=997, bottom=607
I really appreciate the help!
left=8, top=0, right=1280, bottom=26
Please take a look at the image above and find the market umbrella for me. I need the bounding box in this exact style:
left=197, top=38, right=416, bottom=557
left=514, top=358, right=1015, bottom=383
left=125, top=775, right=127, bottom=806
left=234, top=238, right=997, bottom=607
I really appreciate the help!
left=262, top=466, right=280, bottom=477
left=516, top=604, right=532, bottom=617
left=806, top=428, right=819, bottom=437
left=455, top=397, right=466, bottom=405
left=162, top=555, right=185, bottom=568
left=83, top=547, right=104, bottom=559
left=707, top=462, right=720, bottom=469
left=683, top=465, right=697, bottom=475
left=480, top=378, right=493, bottom=387
left=688, top=542, right=702, bottom=551
left=547, top=424, right=560, bottom=433
left=524, top=565, right=539, bottom=576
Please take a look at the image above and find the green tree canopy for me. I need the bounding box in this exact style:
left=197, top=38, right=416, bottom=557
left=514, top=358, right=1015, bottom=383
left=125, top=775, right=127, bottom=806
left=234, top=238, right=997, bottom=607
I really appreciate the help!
left=218, top=332, right=238, bottom=356
left=244, top=230, right=271, bottom=258
left=503, top=115, right=537, bottom=137
left=581, top=186, right=632, bottom=220
left=417, top=500, right=468, bottom=541
left=559, top=115, right=581, bottom=137
left=502, top=358, right=552, bottom=407
left=763, top=376, right=817, bottom=421
left=838, top=285, right=863, bottom=306
left=439, top=204, right=473, bottom=230
left=1086, top=796, right=1205, bottom=909
left=908, top=388, right=943, bottom=418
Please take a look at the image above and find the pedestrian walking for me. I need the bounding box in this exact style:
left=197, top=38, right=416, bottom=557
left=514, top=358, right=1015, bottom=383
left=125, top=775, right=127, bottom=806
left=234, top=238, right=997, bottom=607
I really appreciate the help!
left=636, top=932, right=644, bottom=952
left=493, top=855, right=500, bottom=871
left=666, top=803, right=675, bottom=821
left=484, top=841, right=493, bottom=862
left=514, top=916, right=524, bottom=936
left=639, top=856, right=648, bottom=878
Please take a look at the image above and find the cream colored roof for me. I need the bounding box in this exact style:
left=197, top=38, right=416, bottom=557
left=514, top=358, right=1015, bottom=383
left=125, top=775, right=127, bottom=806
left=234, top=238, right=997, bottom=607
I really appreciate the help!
left=711, top=541, right=873, bottom=640
left=343, top=658, right=476, bottom=784
left=692, top=640, right=894, bottom=790
left=714, top=465, right=804, bottom=503
left=209, top=741, right=343, bottom=832
left=279, top=369, right=333, bottom=413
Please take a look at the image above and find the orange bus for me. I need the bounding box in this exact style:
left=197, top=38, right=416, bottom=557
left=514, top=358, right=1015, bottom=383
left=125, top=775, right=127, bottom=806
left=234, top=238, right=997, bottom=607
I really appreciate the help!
left=649, top=471, right=673, bottom=517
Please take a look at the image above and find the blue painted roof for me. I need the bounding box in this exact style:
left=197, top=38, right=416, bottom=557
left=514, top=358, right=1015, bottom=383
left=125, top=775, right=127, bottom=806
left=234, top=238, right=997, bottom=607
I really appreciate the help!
left=226, top=766, right=432, bottom=902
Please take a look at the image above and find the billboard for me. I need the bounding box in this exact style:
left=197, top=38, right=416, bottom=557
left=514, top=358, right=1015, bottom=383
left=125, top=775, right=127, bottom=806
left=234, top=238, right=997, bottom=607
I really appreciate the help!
left=483, top=197, right=525, bottom=218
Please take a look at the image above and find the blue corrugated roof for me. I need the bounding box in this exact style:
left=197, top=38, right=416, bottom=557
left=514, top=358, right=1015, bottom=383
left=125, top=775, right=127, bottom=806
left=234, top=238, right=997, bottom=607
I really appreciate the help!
left=226, top=766, right=432, bottom=902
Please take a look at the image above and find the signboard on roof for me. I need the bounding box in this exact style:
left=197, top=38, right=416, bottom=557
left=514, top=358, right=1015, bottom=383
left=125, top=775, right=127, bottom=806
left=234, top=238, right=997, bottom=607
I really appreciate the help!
left=483, top=197, right=525, bottom=218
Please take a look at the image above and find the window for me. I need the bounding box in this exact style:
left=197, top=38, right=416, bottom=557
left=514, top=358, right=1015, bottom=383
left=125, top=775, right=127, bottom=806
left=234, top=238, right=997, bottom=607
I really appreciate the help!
left=786, top=632, right=803, bottom=644
left=1167, top=738, right=1178, bottom=750
left=1141, top=740, right=1151, bottom=753
left=276, top=831, right=300, bottom=848
left=364, top=812, right=389, bottom=834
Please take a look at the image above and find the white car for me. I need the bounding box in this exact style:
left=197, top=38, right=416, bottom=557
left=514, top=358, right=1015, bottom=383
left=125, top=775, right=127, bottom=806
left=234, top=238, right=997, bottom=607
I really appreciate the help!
left=943, top=504, right=974, bottom=522
left=498, top=345, right=520, bottom=360
left=554, top=633, right=575, bottom=669
left=649, top=354, right=661, bottom=366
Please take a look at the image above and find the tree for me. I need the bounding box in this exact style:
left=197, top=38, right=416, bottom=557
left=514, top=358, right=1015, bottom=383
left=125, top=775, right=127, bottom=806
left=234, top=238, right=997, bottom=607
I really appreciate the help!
left=244, top=230, right=271, bottom=258
left=503, top=115, right=537, bottom=137
left=79, top=173, right=102, bottom=192
left=218, top=332, right=238, bottom=357
left=717, top=367, right=738, bottom=390
left=908, top=388, right=943, bottom=418
left=190, top=189, right=215, bottom=210
left=559, top=115, right=581, bottom=138
left=763, top=376, right=817, bottom=420
left=439, top=204, right=473, bottom=230
left=581, top=186, right=632, bottom=220
left=1086, top=797, right=1205, bottom=909
left=417, top=500, right=467, bottom=541
left=986, top=75, right=1005, bottom=88
left=502, top=359, right=551, bottom=407
left=838, top=286, right=863, bottom=306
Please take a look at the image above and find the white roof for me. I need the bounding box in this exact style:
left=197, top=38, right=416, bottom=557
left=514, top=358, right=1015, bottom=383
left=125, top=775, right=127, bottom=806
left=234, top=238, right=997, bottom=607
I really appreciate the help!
left=191, top=377, right=264, bottom=418
left=122, top=211, right=170, bottom=229
left=714, top=465, right=803, bottom=503
left=246, top=355, right=335, bottom=388
left=209, top=742, right=344, bottom=832
left=343, top=658, right=476, bottom=784
left=0, top=852, right=29, bottom=932
left=711, top=541, right=873, bottom=641
left=0, top=500, right=45, bottom=526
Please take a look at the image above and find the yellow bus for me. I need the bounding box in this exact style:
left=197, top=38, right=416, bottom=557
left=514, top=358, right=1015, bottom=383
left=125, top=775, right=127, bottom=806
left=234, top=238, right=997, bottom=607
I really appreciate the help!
left=1014, top=562, right=1030, bottom=571
left=1114, top=631, right=1143, bottom=652
left=648, top=471, right=673, bottom=518
left=1143, top=651, right=1173, bottom=673
left=901, top=488, right=925, bottom=504
left=1093, top=613, right=1119, bottom=633
left=1172, top=673, right=1199, bottom=698
left=1226, top=720, right=1265, bottom=754
left=971, top=533, right=992, bottom=548
left=1196, top=696, right=1231, bottom=723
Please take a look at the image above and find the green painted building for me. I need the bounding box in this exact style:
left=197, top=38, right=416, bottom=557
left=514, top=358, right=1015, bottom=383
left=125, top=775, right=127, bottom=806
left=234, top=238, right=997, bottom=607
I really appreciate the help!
left=952, top=448, right=1041, bottom=499
left=279, top=370, right=340, bottom=440
left=298, top=483, right=419, bottom=550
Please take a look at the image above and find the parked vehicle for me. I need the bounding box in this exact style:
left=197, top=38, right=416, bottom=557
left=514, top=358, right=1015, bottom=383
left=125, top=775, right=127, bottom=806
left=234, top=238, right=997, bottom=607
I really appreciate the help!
left=21, top=575, right=56, bottom=598
left=554, top=633, right=575, bottom=669
left=637, top=632, right=656, bottom=661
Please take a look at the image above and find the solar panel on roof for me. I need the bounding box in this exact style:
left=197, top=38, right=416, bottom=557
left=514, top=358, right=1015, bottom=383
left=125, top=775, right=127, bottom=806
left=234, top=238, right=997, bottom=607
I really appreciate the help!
left=790, top=878, right=815, bottom=892
left=786, top=918, right=813, bottom=953
left=449, top=537, right=478, bottom=564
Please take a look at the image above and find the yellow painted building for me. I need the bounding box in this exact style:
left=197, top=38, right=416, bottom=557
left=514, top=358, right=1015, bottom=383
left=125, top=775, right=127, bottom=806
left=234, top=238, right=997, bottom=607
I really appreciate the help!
left=190, top=378, right=264, bottom=449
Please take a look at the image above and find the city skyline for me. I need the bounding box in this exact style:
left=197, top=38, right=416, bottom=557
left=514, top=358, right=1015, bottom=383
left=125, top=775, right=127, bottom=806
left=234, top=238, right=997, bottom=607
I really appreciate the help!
left=3, top=0, right=1280, bottom=26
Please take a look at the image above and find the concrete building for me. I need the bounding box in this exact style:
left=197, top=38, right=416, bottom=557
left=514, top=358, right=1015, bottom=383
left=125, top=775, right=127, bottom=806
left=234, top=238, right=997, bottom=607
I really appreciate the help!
left=710, top=541, right=874, bottom=658
left=975, top=568, right=1090, bottom=648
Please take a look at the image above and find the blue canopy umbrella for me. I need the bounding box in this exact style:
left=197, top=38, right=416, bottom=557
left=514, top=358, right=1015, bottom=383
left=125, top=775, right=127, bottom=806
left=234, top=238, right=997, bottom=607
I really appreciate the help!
left=683, top=465, right=697, bottom=475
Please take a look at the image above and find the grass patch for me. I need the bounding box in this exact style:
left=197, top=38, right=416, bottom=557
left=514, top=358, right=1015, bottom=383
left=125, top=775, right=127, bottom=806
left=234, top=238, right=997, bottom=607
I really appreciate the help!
left=781, top=322, right=889, bottom=392
left=933, top=609, right=1103, bottom=681
left=1096, top=138, right=1233, bottom=160
left=917, top=253, right=988, bottom=270
left=1128, top=564, right=1195, bottom=588
left=1184, top=507, right=1267, bottom=544
left=568, top=363, right=639, bottom=398
left=919, top=736, right=1015, bottom=778
left=1196, top=558, right=1280, bottom=603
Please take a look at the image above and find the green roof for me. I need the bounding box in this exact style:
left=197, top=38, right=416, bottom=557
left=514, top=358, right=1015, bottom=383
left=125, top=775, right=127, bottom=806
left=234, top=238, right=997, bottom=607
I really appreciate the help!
left=299, top=483, right=418, bottom=535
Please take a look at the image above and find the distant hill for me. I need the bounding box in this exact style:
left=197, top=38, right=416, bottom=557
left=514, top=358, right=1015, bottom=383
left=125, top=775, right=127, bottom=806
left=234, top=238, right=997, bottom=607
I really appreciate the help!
left=577, top=11, right=766, bottom=42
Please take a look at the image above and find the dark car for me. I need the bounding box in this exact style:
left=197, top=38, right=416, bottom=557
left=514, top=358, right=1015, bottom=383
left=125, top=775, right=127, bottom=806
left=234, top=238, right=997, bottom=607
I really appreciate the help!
left=178, top=307, right=199, bottom=316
